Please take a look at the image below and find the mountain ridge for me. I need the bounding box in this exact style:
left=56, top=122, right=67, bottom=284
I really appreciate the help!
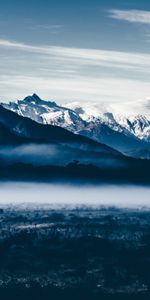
left=0, top=102, right=149, bottom=183
left=2, top=94, right=150, bottom=158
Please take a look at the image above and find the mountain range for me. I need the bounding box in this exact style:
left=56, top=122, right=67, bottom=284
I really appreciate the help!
left=2, top=94, right=150, bottom=159
left=0, top=94, right=149, bottom=183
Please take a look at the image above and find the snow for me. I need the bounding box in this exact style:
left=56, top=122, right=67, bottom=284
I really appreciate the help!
left=64, top=101, right=150, bottom=140
left=1, top=94, right=150, bottom=143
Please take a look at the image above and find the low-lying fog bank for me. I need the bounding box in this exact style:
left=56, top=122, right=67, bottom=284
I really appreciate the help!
left=0, top=182, right=149, bottom=209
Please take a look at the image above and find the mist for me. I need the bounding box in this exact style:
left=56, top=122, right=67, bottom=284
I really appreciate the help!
left=0, top=182, right=150, bottom=209
left=0, top=144, right=122, bottom=167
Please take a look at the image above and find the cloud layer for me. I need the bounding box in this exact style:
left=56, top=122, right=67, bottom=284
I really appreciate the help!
left=0, top=39, right=149, bottom=104
left=109, top=9, right=150, bottom=25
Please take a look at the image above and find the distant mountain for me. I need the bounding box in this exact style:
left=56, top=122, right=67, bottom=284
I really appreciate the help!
left=0, top=103, right=118, bottom=152
left=0, top=104, right=125, bottom=168
left=66, top=101, right=150, bottom=142
left=2, top=94, right=85, bottom=132
left=2, top=94, right=150, bottom=158
left=0, top=103, right=149, bottom=183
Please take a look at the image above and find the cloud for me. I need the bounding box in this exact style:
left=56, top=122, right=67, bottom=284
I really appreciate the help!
left=32, top=24, right=64, bottom=29
left=0, top=38, right=150, bottom=73
left=0, top=144, right=73, bottom=166
left=0, top=142, right=119, bottom=168
left=108, top=9, right=150, bottom=25
left=30, top=24, right=64, bottom=33
left=0, top=74, right=149, bottom=104
left=0, top=39, right=150, bottom=104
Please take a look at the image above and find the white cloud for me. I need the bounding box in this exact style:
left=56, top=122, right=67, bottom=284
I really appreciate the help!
left=108, top=9, right=150, bottom=24
left=0, top=39, right=150, bottom=73
left=32, top=24, right=64, bottom=29
left=30, top=24, right=64, bottom=33
left=0, top=39, right=149, bottom=105
left=0, top=74, right=149, bottom=105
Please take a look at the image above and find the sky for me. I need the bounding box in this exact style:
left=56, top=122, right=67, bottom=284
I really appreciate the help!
left=0, top=0, right=150, bottom=106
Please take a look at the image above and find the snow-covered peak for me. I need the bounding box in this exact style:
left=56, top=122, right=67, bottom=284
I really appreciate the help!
left=1, top=94, right=150, bottom=158
left=63, top=100, right=150, bottom=139
left=23, top=93, right=42, bottom=103
left=113, top=114, right=150, bottom=140
left=1, top=94, right=85, bottom=132
left=63, top=101, right=111, bottom=122
left=64, top=99, right=150, bottom=119
left=20, top=93, right=57, bottom=108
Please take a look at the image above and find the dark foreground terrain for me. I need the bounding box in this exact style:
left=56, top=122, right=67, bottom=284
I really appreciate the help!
left=0, top=206, right=150, bottom=299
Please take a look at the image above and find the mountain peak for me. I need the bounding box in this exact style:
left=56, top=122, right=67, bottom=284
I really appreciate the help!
left=22, top=94, right=58, bottom=108
left=23, top=93, right=42, bottom=103
left=32, top=93, right=41, bottom=100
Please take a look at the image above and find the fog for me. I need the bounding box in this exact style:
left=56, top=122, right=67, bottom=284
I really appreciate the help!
left=0, top=144, right=73, bottom=166
left=0, top=182, right=150, bottom=209
left=0, top=144, right=122, bottom=167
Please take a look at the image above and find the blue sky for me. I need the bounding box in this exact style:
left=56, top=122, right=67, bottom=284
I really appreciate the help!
left=0, top=0, right=150, bottom=104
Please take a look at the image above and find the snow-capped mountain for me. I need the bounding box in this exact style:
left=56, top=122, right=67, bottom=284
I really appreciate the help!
left=0, top=102, right=150, bottom=184
left=65, top=101, right=150, bottom=142
left=2, top=94, right=85, bottom=132
left=0, top=104, right=128, bottom=173
left=2, top=94, right=150, bottom=158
